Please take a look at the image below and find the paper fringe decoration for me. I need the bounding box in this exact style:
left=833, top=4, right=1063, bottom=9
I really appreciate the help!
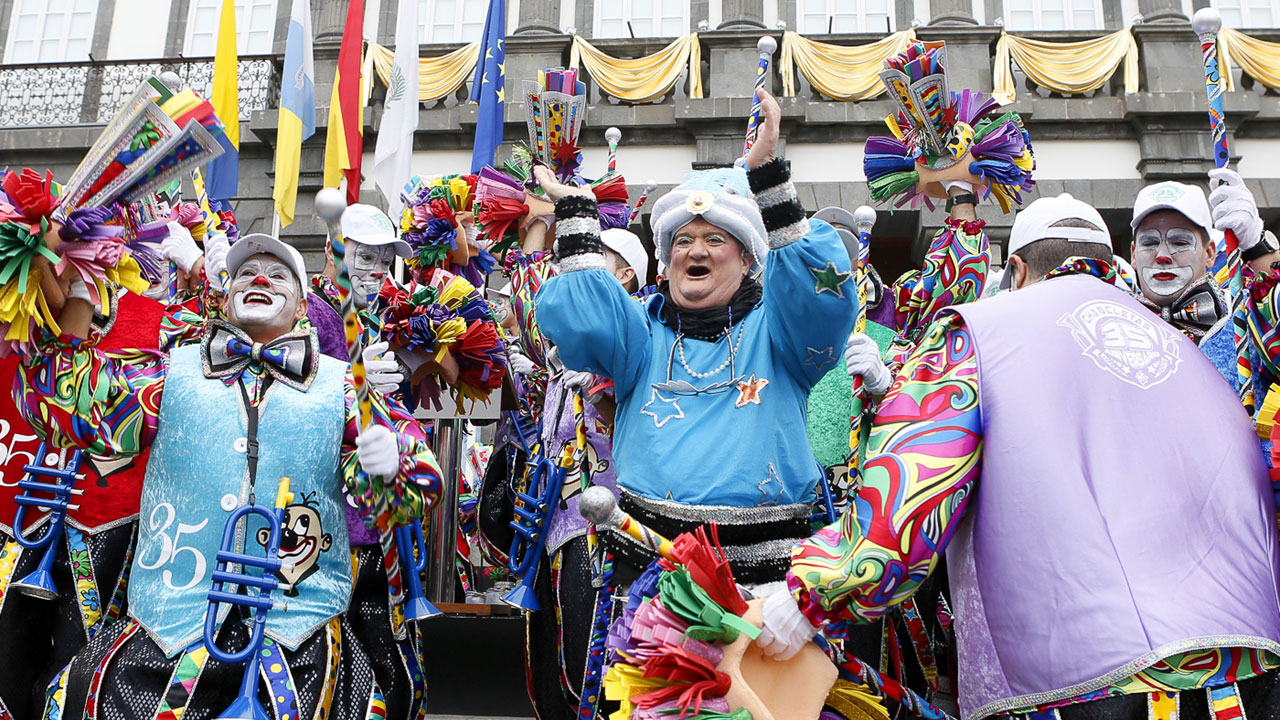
left=374, top=268, right=507, bottom=413
left=864, top=41, right=1035, bottom=213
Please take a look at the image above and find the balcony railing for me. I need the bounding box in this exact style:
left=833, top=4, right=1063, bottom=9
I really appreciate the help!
left=0, top=55, right=278, bottom=129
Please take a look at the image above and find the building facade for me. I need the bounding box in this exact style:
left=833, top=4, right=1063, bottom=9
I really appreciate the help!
left=1, top=0, right=1277, bottom=282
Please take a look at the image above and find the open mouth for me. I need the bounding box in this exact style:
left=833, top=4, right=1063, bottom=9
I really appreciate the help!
left=278, top=537, right=316, bottom=564
left=243, top=291, right=275, bottom=305
left=686, top=265, right=711, bottom=279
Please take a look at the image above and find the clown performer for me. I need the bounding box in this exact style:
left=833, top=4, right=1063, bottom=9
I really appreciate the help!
left=14, top=231, right=443, bottom=719
left=535, top=87, right=856, bottom=595
left=762, top=194, right=1280, bottom=719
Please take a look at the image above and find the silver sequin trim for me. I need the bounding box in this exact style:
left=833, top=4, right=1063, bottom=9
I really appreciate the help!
left=559, top=252, right=606, bottom=273
left=753, top=181, right=797, bottom=210
left=555, top=216, right=601, bottom=241
left=971, top=635, right=1280, bottom=719
left=620, top=489, right=810, bottom=524
left=768, top=217, right=812, bottom=249
left=607, top=526, right=799, bottom=565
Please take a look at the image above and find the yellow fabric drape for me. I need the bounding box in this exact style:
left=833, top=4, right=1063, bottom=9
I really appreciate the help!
left=779, top=29, right=917, bottom=101
left=569, top=34, right=703, bottom=102
left=368, top=41, right=480, bottom=102
left=1218, top=27, right=1280, bottom=93
left=993, top=28, right=1138, bottom=104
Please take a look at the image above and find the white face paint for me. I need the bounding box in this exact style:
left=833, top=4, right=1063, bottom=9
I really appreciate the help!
left=347, top=240, right=395, bottom=308
left=1132, top=224, right=1204, bottom=304
left=227, top=256, right=300, bottom=332
left=1139, top=265, right=1195, bottom=299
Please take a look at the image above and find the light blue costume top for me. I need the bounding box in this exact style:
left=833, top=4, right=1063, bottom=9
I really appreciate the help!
left=536, top=219, right=858, bottom=507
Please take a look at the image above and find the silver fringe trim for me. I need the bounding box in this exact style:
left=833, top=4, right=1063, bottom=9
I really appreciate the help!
left=559, top=252, right=607, bottom=273
left=768, top=217, right=812, bottom=249
left=753, top=180, right=797, bottom=210
left=555, top=216, right=601, bottom=241
left=621, top=489, right=810, bottom=524
left=606, top=526, right=799, bottom=566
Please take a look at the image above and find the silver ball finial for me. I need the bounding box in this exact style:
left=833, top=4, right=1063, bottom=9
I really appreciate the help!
left=1192, top=7, right=1222, bottom=35
left=579, top=486, right=617, bottom=525
left=853, top=205, right=877, bottom=235
left=643, top=179, right=658, bottom=194
left=757, top=36, right=777, bottom=55
left=605, top=127, right=622, bottom=145
left=314, top=188, right=347, bottom=224
left=159, top=71, right=183, bottom=92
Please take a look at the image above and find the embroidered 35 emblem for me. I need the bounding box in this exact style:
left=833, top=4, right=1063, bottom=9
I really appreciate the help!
left=1058, top=300, right=1182, bottom=389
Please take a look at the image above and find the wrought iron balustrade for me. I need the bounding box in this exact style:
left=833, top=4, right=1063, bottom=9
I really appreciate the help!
left=0, top=55, right=278, bottom=129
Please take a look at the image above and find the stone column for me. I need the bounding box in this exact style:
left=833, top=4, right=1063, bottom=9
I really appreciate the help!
left=313, top=0, right=347, bottom=46
left=929, top=0, right=977, bottom=25
left=1139, top=0, right=1187, bottom=23
left=719, top=0, right=765, bottom=29
left=515, top=0, right=561, bottom=34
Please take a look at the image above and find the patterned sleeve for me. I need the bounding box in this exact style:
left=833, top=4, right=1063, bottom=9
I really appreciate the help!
left=503, top=249, right=558, bottom=370
left=14, top=335, right=167, bottom=456
left=1246, top=261, right=1280, bottom=379
left=889, top=218, right=990, bottom=346
left=788, top=312, right=983, bottom=628
left=340, top=381, right=445, bottom=526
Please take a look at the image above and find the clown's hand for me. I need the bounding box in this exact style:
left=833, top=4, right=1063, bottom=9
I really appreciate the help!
left=845, top=333, right=891, bottom=396
left=363, top=341, right=404, bottom=395
left=1209, top=168, right=1264, bottom=251
left=508, top=350, right=537, bottom=376
left=757, top=590, right=818, bottom=661
left=562, top=368, right=596, bottom=396
left=533, top=165, right=593, bottom=203
left=744, top=88, right=782, bottom=171
left=160, top=221, right=202, bottom=272
left=356, top=424, right=399, bottom=479
left=204, top=232, right=231, bottom=292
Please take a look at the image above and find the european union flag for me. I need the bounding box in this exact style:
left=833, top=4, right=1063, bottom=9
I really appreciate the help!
left=470, top=0, right=506, bottom=173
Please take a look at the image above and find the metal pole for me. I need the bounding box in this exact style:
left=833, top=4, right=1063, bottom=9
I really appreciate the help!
left=427, top=418, right=463, bottom=603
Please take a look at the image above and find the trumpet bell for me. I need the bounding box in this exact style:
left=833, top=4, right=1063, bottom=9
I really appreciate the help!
left=501, top=580, right=539, bottom=611
left=214, top=695, right=271, bottom=720
left=405, top=595, right=443, bottom=621
left=12, top=569, right=58, bottom=600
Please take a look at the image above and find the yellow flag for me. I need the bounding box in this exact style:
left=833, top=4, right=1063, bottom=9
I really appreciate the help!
left=212, top=0, right=238, bottom=149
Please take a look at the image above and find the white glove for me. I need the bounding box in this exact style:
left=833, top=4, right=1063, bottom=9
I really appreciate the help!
left=844, top=333, right=891, bottom=396
left=1209, top=168, right=1265, bottom=252
left=356, top=424, right=400, bottom=479
left=942, top=179, right=973, bottom=195
left=756, top=590, right=818, bottom=661
left=204, top=232, right=231, bottom=291
left=67, top=274, right=93, bottom=304
left=508, top=350, right=537, bottom=376
left=160, top=222, right=202, bottom=272
left=562, top=368, right=596, bottom=396
left=362, top=341, right=404, bottom=395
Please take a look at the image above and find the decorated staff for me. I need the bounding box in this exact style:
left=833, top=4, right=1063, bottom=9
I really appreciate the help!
left=1192, top=7, right=1253, bottom=414
left=606, top=127, right=622, bottom=174
left=846, top=206, right=876, bottom=483
left=628, top=180, right=658, bottom=226
left=315, top=187, right=403, bottom=599
left=743, top=36, right=778, bottom=157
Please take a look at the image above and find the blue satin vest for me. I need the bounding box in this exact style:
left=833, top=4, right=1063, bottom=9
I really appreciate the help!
left=130, top=344, right=353, bottom=656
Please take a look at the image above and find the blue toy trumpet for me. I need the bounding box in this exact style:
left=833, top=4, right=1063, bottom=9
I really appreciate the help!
left=503, top=445, right=569, bottom=611
left=203, top=478, right=293, bottom=720
left=11, top=443, right=85, bottom=600
left=395, top=520, right=442, bottom=621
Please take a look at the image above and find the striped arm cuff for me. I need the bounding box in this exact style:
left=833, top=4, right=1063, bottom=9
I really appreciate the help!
left=554, top=195, right=606, bottom=271
left=748, top=158, right=810, bottom=249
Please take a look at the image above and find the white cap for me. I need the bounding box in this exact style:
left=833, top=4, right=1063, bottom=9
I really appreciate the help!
left=601, top=228, right=650, bottom=285
left=226, top=233, right=308, bottom=289
left=1131, top=181, right=1212, bottom=239
left=1009, top=193, right=1111, bottom=257
left=341, top=203, right=411, bottom=257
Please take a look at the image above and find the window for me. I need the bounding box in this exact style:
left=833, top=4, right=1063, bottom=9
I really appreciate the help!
left=594, top=0, right=688, bottom=38
left=1004, top=0, right=1103, bottom=30
left=4, top=0, right=98, bottom=63
left=419, top=0, right=486, bottom=44
left=1214, top=0, right=1279, bottom=28
left=800, top=0, right=894, bottom=34
left=185, top=0, right=277, bottom=57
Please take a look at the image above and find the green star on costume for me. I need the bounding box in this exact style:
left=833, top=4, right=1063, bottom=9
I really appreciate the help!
left=809, top=261, right=853, bottom=298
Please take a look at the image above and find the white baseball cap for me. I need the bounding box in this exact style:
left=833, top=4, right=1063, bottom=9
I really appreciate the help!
left=341, top=203, right=411, bottom=257
left=601, top=228, right=649, bottom=285
left=226, top=233, right=308, bottom=289
left=1003, top=194, right=1112, bottom=290
left=1131, top=181, right=1213, bottom=238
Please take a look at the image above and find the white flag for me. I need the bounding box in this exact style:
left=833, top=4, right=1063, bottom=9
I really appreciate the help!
left=373, top=0, right=420, bottom=217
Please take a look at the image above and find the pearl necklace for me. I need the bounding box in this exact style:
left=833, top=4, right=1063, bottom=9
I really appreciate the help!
left=675, top=324, right=744, bottom=379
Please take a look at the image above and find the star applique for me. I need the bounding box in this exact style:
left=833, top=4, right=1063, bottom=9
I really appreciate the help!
left=641, top=388, right=685, bottom=428
left=551, top=139, right=582, bottom=173
left=757, top=463, right=784, bottom=506
left=804, top=346, right=837, bottom=371
left=809, top=261, right=853, bottom=298
left=734, top=373, right=769, bottom=408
